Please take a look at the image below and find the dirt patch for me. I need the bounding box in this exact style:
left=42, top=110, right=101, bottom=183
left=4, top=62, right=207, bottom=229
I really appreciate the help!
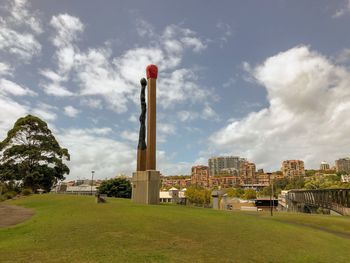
left=0, top=204, right=34, bottom=228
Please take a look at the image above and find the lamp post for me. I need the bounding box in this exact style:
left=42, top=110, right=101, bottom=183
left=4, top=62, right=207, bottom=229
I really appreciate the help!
left=91, top=170, right=95, bottom=195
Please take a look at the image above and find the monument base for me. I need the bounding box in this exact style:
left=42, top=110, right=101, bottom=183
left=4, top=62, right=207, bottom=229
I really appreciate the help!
left=132, top=170, right=160, bottom=204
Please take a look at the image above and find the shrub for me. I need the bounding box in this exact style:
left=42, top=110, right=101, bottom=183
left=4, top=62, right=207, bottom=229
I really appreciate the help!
left=21, top=188, right=33, bottom=196
left=3, top=191, right=17, bottom=200
left=98, top=178, right=132, bottom=198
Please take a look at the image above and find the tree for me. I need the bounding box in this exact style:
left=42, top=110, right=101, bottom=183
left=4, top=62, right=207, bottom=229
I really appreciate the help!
left=185, top=187, right=211, bottom=207
left=226, top=187, right=244, bottom=198
left=0, top=115, right=70, bottom=192
left=98, top=178, right=131, bottom=198
left=242, top=189, right=257, bottom=200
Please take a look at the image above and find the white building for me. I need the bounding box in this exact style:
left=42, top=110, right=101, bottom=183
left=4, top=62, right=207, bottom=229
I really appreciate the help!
left=159, top=187, right=186, bottom=204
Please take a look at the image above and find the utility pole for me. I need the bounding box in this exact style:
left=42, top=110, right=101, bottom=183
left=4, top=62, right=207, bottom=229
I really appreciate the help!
left=91, top=170, right=95, bottom=195
left=268, top=173, right=273, bottom=216
left=271, top=174, right=274, bottom=216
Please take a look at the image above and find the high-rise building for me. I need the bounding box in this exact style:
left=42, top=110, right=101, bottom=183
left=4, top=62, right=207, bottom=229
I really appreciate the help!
left=281, top=160, right=305, bottom=177
left=320, top=161, right=330, bottom=171
left=208, top=156, right=245, bottom=176
left=239, top=161, right=257, bottom=184
left=335, top=158, right=350, bottom=173
left=191, top=165, right=209, bottom=188
left=240, top=161, right=256, bottom=178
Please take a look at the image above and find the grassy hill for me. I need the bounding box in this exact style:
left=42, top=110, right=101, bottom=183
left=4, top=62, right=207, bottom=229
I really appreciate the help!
left=1, top=194, right=350, bottom=263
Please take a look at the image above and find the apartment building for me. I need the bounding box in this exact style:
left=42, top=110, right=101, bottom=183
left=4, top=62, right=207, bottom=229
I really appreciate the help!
left=191, top=165, right=210, bottom=188
left=281, top=160, right=305, bottom=177
left=335, top=158, right=350, bottom=173
left=320, top=161, right=330, bottom=171
left=208, top=156, right=245, bottom=176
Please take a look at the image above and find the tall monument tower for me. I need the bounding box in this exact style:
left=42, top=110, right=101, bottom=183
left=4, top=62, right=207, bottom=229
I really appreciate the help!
left=132, top=65, right=161, bottom=204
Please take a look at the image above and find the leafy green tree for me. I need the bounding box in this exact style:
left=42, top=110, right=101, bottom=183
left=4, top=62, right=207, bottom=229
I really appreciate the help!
left=185, top=187, right=211, bottom=207
left=226, top=187, right=244, bottom=198
left=0, top=115, right=70, bottom=192
left=242, top=189, right=257, bottom=200
left=98, top=178, right=131, bottom=198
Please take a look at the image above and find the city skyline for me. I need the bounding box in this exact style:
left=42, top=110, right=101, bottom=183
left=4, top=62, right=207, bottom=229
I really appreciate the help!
left=1, top=0, right=350, bottom=180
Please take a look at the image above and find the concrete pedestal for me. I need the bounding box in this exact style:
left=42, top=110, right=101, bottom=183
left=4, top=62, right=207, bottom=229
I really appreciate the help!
left=132, top=170, right=160, bottom=204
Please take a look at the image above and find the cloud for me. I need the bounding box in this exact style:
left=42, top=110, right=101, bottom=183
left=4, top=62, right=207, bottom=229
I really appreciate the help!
left=57, top=128, right=135, bottom=180
left=39, top=14, right=84, bottom=96
left=335, top=48, right=350, bottom=63
left=0, top=0, right=42, bottom=62
left=39, top=68, right=74, bottom=96
left=128, top=114, right=138, bottom=123
left=80, top=98, right=103, bottom=109
left=177, top=105, right=219, bottom=122
left=216, top=21, right=233, bottom=48
left=333, top=0, right=350, bottom=18
left=64, top=106, right=80, bottom=118
left=32, top=103, right=57, bottom=121
left=0, top=78, right=36, bottom=96
left=9, top=0, right=43, bottom=34
left=209, top=46, right=350, bottom=170
left=50, top=13, right=84, bottom=48
left=120, top=130, right=139, bottom=143
left=158, top=69, right=210, bottom=108
left=44, top=16, right=213, bottom=115
left=0, top=63, right=13, bottom=76
left=0, top=94, right=28, bottom=138
left=157, top=150, right=192, bottom=175
left=135, top=18, right=155, bottom=38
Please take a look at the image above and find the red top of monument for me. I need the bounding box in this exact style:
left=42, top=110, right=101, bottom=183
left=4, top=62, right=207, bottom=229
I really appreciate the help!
left=146, top=64, right=158, bottom=79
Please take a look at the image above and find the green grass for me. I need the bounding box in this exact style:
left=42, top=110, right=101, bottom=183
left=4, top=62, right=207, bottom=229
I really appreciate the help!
left=1, top=194, right=350, bottom=263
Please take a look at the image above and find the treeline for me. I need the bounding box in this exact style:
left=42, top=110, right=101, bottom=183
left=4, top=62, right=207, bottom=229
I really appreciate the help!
left=226, top=188, right=256, bottom=199
left=259, top=174, right=350, bottom=197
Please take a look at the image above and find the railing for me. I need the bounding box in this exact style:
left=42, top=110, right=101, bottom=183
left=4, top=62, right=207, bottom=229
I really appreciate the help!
left=286, top=189, right=350, bottom=215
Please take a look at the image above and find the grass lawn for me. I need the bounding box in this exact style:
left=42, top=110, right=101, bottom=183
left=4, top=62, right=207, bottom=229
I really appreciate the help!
left=1, top=194, right=350, bottom=263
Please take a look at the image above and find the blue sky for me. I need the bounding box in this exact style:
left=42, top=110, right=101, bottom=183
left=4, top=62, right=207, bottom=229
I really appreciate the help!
left=1, top=0, right=350, bottom=180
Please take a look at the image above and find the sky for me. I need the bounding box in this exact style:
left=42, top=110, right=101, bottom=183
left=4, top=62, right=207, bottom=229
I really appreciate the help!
left=1, top=0, right=350, bottom=180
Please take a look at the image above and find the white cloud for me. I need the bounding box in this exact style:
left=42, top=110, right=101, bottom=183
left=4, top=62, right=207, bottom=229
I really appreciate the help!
left=216, top=21, right=233, bottom=47
left=44, top=16, right=212, bottom=114
left=42, top=82, right=74, bottom=97
left=64, top=106, right=80, bottom=118
left=0, top=94, right=28, bottom=138
left=39, top=14, right=84, bottom=96
left=80, top=98, right=103, bottom=109
left=202, top=104, right=219, bottom=120
left=9, top=0, right=43, bottom=34
left=39, top=68, right=73, bottom=96
left=57, top=128, right=135, bottom=180
left=0, top=21, right=41, bottom=61
left=209, top=46, right=350, bottom=170
left=135, top=19, right=155, bottom=38
left=0, top=0, right=42, bottom=62
left=157, top=150, right=191, bottom=175
left=333, top=0, right=350, bottom=18
left=32, top=103, right=57, bottom=121
left=120, top=130, right=138, bottom=142
left=158, top=69, right=209, bottom=108
left=50, top=13, right=84, bottom=48
left=0, top=63, right=13, bottom=76
left=177, top=110, right=197, bottom=122
left=0, top=78, right=36, bottom=96
left=128, top=114, right=138, bottom=123
left=335, top=48, right=350, bottom=63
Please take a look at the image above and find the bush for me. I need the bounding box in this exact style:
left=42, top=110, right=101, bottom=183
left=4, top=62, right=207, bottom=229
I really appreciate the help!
left=21, top=188, right=33, bottom=196
left=185, top=187, right=211, bottom=207
left=98, top=178, right=131, bottom=198
left=3, top=191, right=17, bottom=200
